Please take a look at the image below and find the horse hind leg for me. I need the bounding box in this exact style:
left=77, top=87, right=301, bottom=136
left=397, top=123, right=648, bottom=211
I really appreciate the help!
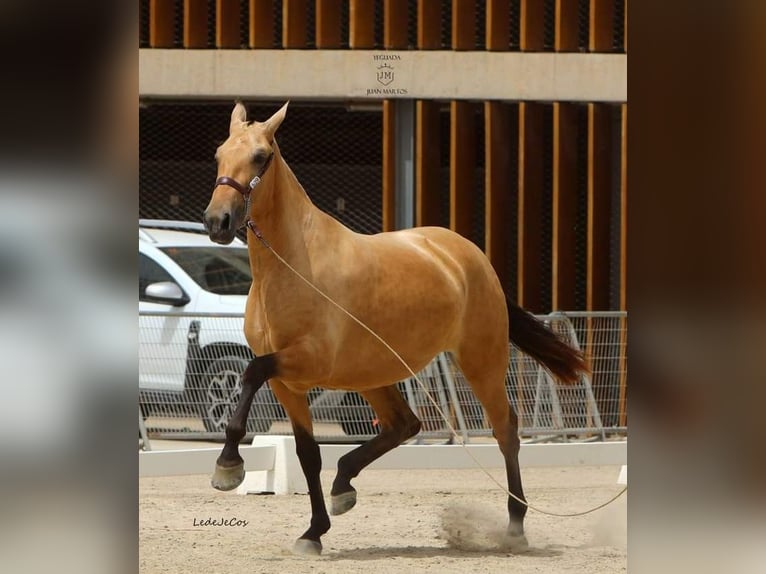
left=451, top=349, right=530, bottom=551
left=330, top=385, right=421, bottom=515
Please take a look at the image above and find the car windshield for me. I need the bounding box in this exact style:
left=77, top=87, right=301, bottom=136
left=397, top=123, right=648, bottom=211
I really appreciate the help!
left=160, top=247, right=251, bottom=295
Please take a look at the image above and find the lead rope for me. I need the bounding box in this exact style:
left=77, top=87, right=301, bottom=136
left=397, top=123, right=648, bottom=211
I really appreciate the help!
left=248, top=225, right=626, bottom=517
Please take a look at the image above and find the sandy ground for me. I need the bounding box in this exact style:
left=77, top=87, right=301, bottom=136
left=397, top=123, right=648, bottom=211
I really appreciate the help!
left=140, top=463, right=626, bottom=573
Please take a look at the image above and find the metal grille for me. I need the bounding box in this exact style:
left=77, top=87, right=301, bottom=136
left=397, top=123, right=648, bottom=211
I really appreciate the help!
left=575, top=104, right=589, bottom=310
left=139, top=311, right=627, bottom=442
left=543, top=0, right=556, bottom=51
left=173, top=0, right=184, bottom=48
left=578, top=0, right=590, bottom=51
left=139, top=0, right=149, bottom=47
left=239, top=0, right=249, bottom=47
left=613, top=0, right=626, bottom=52
left=139, top=101, right=383, bottom=235
left=509, top=0, right=521, bottom=50
left=609, top=104, right=623, bottom=310
left=541, top=103, right=553, bottom=312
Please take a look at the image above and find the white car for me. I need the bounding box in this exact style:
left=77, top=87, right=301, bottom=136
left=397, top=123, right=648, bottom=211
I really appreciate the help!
left=138, top=219, right=281, bottom=433
left=139, top=219, right=379, bottom=438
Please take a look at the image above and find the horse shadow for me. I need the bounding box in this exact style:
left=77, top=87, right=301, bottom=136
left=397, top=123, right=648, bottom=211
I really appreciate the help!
left=324, top=544, right=566, bottom=561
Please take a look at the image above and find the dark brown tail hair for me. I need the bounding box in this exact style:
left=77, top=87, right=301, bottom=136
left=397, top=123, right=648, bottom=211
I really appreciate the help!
left=507, top=301, right=590, bottom=384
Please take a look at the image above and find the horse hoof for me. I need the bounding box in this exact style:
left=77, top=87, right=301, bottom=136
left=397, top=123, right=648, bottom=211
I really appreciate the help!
left=330, top=490, right=357, bottom=515
left=507, top=534, right=530, bottom=553
left=210, top=463, right=245, bottom=491
left=292, top=538, right=322, bottom=556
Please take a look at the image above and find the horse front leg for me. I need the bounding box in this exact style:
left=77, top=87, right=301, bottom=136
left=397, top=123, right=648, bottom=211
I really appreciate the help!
left=270, top=380, right=330, bottom=555
left=210, top=353, right=277, bottom=491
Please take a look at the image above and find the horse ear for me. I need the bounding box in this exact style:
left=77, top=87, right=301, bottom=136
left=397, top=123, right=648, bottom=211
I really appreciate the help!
left=263, top=101, right=289, bottom=139
left=230, top=101, right=247, bottom=134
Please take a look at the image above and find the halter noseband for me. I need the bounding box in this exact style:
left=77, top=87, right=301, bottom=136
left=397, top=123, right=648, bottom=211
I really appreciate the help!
left=214, top=152, right=274, bottom=201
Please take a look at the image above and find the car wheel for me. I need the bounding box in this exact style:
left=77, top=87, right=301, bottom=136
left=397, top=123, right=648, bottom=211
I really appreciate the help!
left=200, top=354, right=275, bottom=434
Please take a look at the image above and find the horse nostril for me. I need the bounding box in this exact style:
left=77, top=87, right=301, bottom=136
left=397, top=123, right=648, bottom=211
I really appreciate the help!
left=221, top=212, right=231, bottom=231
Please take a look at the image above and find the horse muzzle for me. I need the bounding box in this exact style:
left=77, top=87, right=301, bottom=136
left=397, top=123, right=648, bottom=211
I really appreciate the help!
left=203, top=208, right=237, bottom=244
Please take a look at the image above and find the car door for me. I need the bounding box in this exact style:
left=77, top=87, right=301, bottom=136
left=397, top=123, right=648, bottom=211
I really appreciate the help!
left=139, top=250, right=194, bottom=393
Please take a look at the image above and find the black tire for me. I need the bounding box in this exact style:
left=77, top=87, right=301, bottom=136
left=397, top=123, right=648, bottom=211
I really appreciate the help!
left=200, top=354, right=277, bottom=434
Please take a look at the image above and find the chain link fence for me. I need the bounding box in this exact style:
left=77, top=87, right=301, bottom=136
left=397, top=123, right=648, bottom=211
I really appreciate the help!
left=140, top=100, right=383, bottom=237
left=140, top=310, right=626, bottom=443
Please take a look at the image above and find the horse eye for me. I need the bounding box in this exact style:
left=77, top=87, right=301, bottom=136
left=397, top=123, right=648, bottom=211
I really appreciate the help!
left=253, top=152, right=267, bottom=164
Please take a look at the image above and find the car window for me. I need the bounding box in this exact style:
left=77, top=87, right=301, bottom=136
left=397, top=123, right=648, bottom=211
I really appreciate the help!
left=139, top=253, right=176, bottom=300
left=159, top=247, right=251, bottom=295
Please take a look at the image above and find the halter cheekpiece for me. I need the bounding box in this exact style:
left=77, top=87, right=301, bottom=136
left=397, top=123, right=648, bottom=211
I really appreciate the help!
left=213, top=152, right=274, bottom=245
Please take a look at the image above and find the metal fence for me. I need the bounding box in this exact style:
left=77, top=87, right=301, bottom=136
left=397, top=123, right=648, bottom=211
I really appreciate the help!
left=139, top=310, right=626, bottom=443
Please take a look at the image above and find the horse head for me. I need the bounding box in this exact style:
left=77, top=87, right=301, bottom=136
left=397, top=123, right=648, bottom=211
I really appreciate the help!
left=203, top=101, right=288, bottom=244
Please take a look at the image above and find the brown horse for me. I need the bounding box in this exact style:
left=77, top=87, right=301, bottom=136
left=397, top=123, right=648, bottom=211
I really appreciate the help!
left=202, top=102, right=588, bottom=555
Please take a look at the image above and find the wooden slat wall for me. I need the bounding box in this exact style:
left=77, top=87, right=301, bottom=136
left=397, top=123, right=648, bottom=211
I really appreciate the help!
left=586, top=105, right=611, bottom=310
left=184, top=0, right=207, bottom=47
left=146, top=0, right=627, bottom=54
left=316, top=0, right=342, bottom=48
left=150, top=0, right=175, bottom=47
left=217, top=0, right=241, bottom=48
left=552, top=103, right=577, bottom=311
left=618, top=102, right=627, bottom=426
left=282, top=0, right=307, bottom=48
left=417, top=0, right=441, bottom=49
left=249, top=0, right=274, bottom=48
left=551, top=0, right=580, bottom=311
left=517, top=102, right=544, bottom=313
left=555, top=0, right=578, bottom=52
left=349, top=0, right=375, bottom=48
left=486, top=0, right=510, bottom=51
left=520, top=0, right=544, bottom=51
left=384, top=0, right=408, bottom=49
left=142, top=1, right=629, bottom=316
left=590, top=0, right=615, bottom=52
left=415, top=101, right=441, bottom=227
left=452, top=0, right=477, bottom=50
left=485, top=101, right=513, bottom=290
left=449, top=101, right=477, bottom=239
left=382, top=100, right=396, bottom=232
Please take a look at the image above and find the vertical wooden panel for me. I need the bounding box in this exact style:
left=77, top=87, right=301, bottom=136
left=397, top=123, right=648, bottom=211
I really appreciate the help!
left=486, top=0, right=510, bottom=51
left=283, top=0, right=307, bottom=47
left=552, top=102, right=578, bottom=311
left=450, top=101, right=476, bottom=238
left=485, top=101, right=512, bottom=289
left=217, top=0, right=241, bottom=47
left=417, top=0, right=441, bottom=49
left=316, top=0, right=342, bottom=48
left=184, top=0, right=208, bottom=47
left=555, top=0, right=578, bottom=51
left=416, top=100, right=441, bottom=227
left=586, top=103, right=612, bottom=310
left=518, top=102, right=544, bottom=312
left=249, top=0, right=274, bottom=48
left=150, top=0, right=175, bottom=47
left=382, top=100, right=396, bottom=232
left=624, top=0, right=628, bottom=51
left=384, top=0, right=408, bottom=49
left=589, top=0, right=614, bottom=51
left=349, top=0, right=375, bottom=48
left=452, top=0, right=476, bottom=50
left=618, top=102, right=627, bottom=427
left=520, top=0, right=544, bottom=51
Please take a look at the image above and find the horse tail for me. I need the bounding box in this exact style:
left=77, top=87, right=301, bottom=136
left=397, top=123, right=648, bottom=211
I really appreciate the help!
left=507, top=301, right=590, bottom=384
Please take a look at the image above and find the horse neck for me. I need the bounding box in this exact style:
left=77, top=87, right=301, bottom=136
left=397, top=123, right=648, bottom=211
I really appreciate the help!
left=246, top=146, right=325, bottom=276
